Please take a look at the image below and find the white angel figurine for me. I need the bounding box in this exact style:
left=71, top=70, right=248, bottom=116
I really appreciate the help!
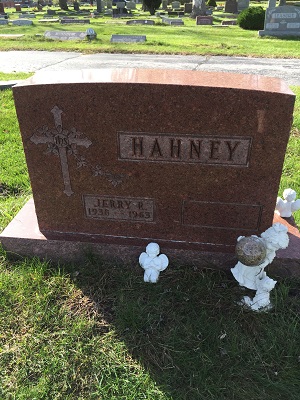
left=139, top=243, right=169, bottom=283
left=231, top=223, right=289, bottom=310
left=275, top=188, right=300, bottom=218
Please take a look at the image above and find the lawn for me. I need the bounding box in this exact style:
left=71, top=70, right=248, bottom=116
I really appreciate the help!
left=0, top=75, right=300, bottom=398
left=0, top=2, right=300, bottom=57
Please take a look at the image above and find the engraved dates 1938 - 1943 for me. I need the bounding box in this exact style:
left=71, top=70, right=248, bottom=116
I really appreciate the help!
left=83, top=195, right=154, bottom=222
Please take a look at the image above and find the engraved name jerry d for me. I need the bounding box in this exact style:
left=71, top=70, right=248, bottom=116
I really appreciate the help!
left=118, top=132, right=252, bottom=166
left=83, top=195, right=155, bottom=222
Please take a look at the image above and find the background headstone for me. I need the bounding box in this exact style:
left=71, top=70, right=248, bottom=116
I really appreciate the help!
left=162, top=16, right=184, bottom=24
left=162, top=0, right=168, bottom=9
left=126, top=19, right=154, bottom=24
left=224, top=0, right=238, bottom=13
left=172, top=1, right=181, bottom=9
left=19, top=13, right=36, bottom=18
left=259, top=5, right=300, bottom=36
left=12, top=19, right=33, bottom=25
left=268, top=0, right=277, bottom=8
left=44, top=30, right=86, bottom=40
left=126, top=1, right=136, bottom=9
left=0, top=2, right=4, bottom=13
left=184, top=2, right=192, bottom=13
left=196, top=15, right=213, bottom=24
left=111, top=34, right=146, bottom=42
left=237, top=0, right=249, bottom=12
left=0, top=18, right=8, bottom=24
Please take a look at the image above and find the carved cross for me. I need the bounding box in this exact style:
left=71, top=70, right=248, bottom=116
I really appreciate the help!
left=30, top=106, right=92, bottom=196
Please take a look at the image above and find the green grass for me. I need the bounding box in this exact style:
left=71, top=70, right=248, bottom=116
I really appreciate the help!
left=0, top=253, right=300, bottom=399
left=0, top=82, right=300, bottom=399
left=0, top=3, right=300, bottom=56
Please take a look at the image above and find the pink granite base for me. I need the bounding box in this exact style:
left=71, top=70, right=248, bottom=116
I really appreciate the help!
left=0, top=199, right=299, bottom=278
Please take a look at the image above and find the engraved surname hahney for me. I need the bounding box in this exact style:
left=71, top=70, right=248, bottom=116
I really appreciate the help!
left=118, top=132, right=251, bottom=166
left=83, top=195, right=155, bottom=222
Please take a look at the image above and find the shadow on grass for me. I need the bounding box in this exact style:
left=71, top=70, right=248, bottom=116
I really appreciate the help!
left=68, top=253, right=300, bottom=400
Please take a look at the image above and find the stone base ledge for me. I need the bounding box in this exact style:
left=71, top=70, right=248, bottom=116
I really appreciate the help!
left=258, top=29, right=300, bottom=37
left=0, top=199, right=299, bottom=279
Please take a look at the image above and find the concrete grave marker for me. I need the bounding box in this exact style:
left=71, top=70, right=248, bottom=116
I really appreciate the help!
left=12, top=19, right=33, bottom=25
left=126, top=19, right=154, bottom=25
left=162, top=16, right=184, bottom=25
left=19, top=13, right=36, bottom=18
left=60, top=18, right=90, bottom=24
left=0, top=18, right=8, bottom=24
left=221, top=19, right=237, bottom=25
left=237, top=0, right=249, bottom=12
left=44, top=30, right=86, bottom=40
left=5, top=69, right=295, bottom=266
left=259, top=5, right=300, bottom=37
left=39, top=18, right=60, bottom=22
left=111, top=34, right=146, bottom=42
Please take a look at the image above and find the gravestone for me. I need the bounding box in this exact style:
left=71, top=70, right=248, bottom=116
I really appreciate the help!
left=0, top=18, right=8, bottom=24
left=19, top=13, right=36, bottom=18
left=162, top=0, right=168, bottom=9
left=126, top=1, right=136, bottom=10
left=259, top=6, right=300, bottom=37
left=196, top=15, right=213, bottom=24
left=126, top=19, right=154, bottom=25
left=12, top=19, right=33, bottom=25
left=107, top=0, right=112, bottom=8
left=15, top=4, right=21, bottom=11
left=61, top=18, right=90, bottom=23
left=116, top=1, right=125, bottom=9
left=74, top=0, right=80, bottom=10
left=268, top=0, right=277, bottom=8
left=47, top=9, right=56, bottom=14
left=39, top=18, right=60, bottom=22
left=0, top=2, right=4, bottom=13
left=224, top=0, right=237, bottom=13
left=168, top=10, right=184, bottom=16
left=6, top=69, right=295, bottom=266
left=111, top=34, right=146, bottom=42
left=44, top=30, right=86, bottom=40
left=237, top=0, right=249, bottom=12
left=184, top=2, right=192, bottom=13
left=162, top=16, right=184, bottom=24
left=221, top=19, right=237, bottom=25
left=172, top=1, right=181, bottom=9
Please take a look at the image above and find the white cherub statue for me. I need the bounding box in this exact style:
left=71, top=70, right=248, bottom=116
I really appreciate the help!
left=231, top=223, right=289, bottom=311
left=275, top=188, right=300, bottom=218
left=139, top=242, right=169, bottom=283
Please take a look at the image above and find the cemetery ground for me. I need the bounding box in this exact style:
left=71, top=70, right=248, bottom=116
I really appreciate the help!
left=0, top=2, right=300, bottom=57
left=0, top=76, right=300, bottom=398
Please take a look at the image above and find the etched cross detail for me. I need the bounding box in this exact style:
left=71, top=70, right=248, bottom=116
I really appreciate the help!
left=30, top=106, right=92, bottom=196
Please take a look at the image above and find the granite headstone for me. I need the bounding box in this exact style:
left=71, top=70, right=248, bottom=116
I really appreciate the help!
left=259, top=5, right=300, bottom=37
left=12, top=19, right=33, bottom=25
left=9, top=69, right=295, bottom=263
left=111, top=34, right=146, bottom=42
left=224, top=0, right=237, bottom=13
left=196, top=15, right=213, bottom=24
left=44, top=30, right=86, bottom=40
